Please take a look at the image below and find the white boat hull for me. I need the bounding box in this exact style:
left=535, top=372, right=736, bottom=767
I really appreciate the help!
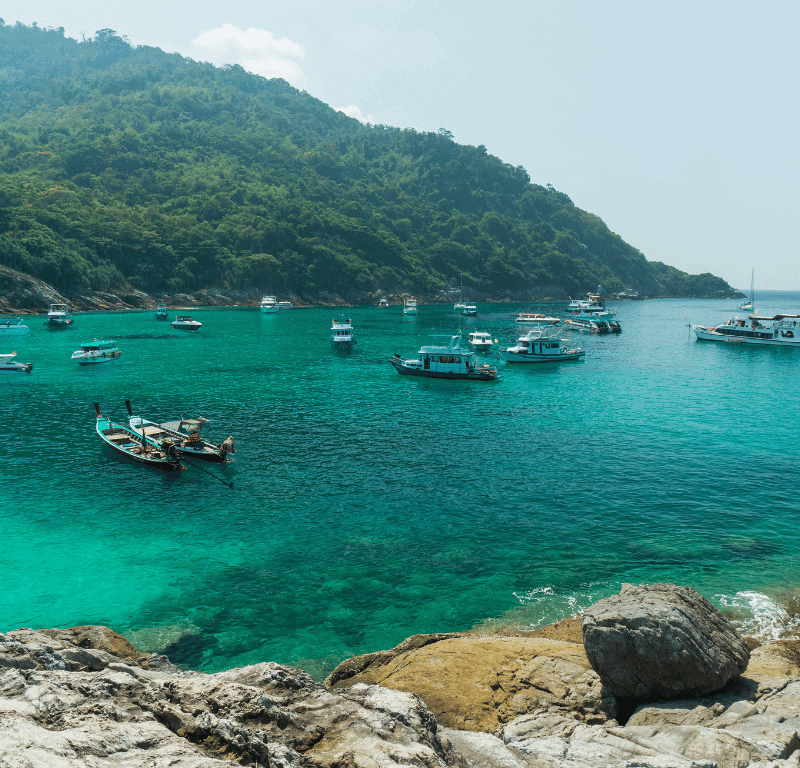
left=691, top=324, right=800, bottom=346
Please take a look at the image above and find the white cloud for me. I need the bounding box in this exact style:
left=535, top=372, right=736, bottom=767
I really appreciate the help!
left=334, top=105, right=375, bottom=125
left=191, top=24, right=306, bottom=89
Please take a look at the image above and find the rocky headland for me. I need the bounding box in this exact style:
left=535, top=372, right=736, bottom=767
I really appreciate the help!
left=3, top=584, right=800, bottom=767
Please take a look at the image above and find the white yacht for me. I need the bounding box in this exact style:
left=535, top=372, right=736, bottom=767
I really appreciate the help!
left=567, top=294, right=606, bottom=314
left=391, top=335, right=500, bottom=380
left=278, top=301, right=293, bottom=309
left=504, top=327, right=585, bottom=363
left=467, top=331, right=494, bottom=351
left=71, top=340, right=121, bottom=365
left=0, top=318, right=30, bottom=335
left=172, top=315, right=202, bottom=331
left=46, top=303, right=73, bottom=328
left=0, top=351, right=33, bottom=374
left=461, top=302, right=478, bottom=317
left=403, top=297, right=418, bottom=315
left=155, top=303, right=168, bottom=320
left=515, top=312, right=560, bottom=326
left=260, top=295, right=279, bottom=313
left=564, top=309, right=621, bottom=334
left=330, top=315, right=356, bottom=349
left=689, top=312, right=800, bottom=346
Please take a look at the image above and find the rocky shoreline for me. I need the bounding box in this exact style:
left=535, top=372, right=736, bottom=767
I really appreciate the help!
left=4, top=584, right=800, bottom=767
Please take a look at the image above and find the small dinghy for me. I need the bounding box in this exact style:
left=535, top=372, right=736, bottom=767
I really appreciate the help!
left=94, top=403, right=182, bottom=471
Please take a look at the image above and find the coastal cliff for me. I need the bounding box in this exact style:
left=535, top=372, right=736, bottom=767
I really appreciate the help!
left=4, top=585, right=800, bottom=767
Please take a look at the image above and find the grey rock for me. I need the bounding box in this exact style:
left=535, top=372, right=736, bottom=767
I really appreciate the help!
left=582, top=583, right=750, bottom=699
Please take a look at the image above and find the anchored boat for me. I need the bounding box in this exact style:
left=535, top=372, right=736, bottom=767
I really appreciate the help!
left=260, top=295, right=279, bottom=313
left=467, top=331, right=494, bottom=351
left=46, top=303, right=73, bottom=328
left=155, top=303, right=168, bottom=320
left=330, top=315, right=356, bottom=349
left=172, top=315, right=202, bottom=331
left=515, top=312, right=560, bottom=326
left=391, top=335, right=500, bottom=380
left=689, top=312, right=800, bottom=347
left=71, top=340, right=121, bottom=365
left=503, top=327, right=585, bottom=363
left=94, top=404, right=182, bottom=471
left=0, top=352, right=33, bottom=374
left=0, top=318, right=30, bottom=335
left=403, top=297, right=418, bottom=315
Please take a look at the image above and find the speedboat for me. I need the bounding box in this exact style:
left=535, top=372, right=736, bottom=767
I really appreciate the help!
left=125, top=400, right=234, bottom=463
left=468, top=331, right=494, bottom=351
left=461, top=303, right=478, bottom=317
left=155, top=303, right=168, bottom=320
left=172, top=315, right=202, bottom=331
left=331, top=315, right=356, bottom=349
left=0, top=352, right=33, bottom=374
left=391, top=335, right=500, bottom=380
left=260, top=295, right=279, bottom=313
left=515, top=313, right=560, bottom=326
left=403, top=297, right=418, bottom=315
left=94, top=404, right=181, bottom=471
left=46, top=303, right=73, bottom=328
left=689, top=312, right=800, bottom=346
left=0, top=318, right=30, bottom=335
left=71, top=340, right=121, bottom=365
left=503, top=327, right=585, bottom=363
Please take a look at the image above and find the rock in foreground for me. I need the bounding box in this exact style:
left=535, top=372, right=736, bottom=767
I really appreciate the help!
left=582, top=583, right=750, bottom=699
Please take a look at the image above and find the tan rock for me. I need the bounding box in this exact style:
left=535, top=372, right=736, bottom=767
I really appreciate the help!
left=746, top=642, right=800, bottom=681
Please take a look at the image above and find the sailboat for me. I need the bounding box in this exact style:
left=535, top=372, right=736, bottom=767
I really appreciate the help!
left=739, top=269, right=755, bottom=312
left=453, top=275, right=466, bottom=312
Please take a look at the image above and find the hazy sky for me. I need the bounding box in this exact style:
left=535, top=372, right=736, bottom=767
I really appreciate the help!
left=4, top=0, right=798, bottom=290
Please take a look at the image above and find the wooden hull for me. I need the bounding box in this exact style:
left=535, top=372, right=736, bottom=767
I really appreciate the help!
left=96, top=416, right=181, bottom=470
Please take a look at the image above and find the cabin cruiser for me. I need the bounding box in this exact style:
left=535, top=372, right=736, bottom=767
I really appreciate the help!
left=330, top=315, right=356, bottom=349
left=515, top=313, right=560, bottom=326
left=391, top=335, right=500, bottom=380
left=689, top=313, right=800, bottom=346
left=46, top=303, right=73, bottom=327
left=403, top=297, right=418, bottom=315
left=461, top=302, right=478, bottom=316
left=0, top=318, right=30, bottom=335
left=172, top=315, right=202, bottom=331
left=260, top=295, right=279, bottom=313
left=503, top=327, right=585, bottom=363
left=467, top=331, right=494, bottom=351
left=0, top=352, right=33, bottom=374
left=71, top=340, right=121, bottom=365
left=155, top=303, right=168, bottom=320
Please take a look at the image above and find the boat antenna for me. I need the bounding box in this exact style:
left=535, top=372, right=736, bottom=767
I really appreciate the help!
left=179, top=454, right=234, bottom=488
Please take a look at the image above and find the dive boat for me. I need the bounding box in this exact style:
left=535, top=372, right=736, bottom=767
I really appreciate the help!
left=330, top=315, right=356, bottom=349
left=260, top=295, right=279, bottom=313
left=391, top=335, right=500, bottom=380
left=689, top=313, right=800, bottom=346
left=468, top=331, right=494, bottom=351
left=71, top=340, right=121, bottom=365
left=125, top=400, right=234, bottom=464
left=155, top=303, right=168, bottom=320
left=0, top=318, right=30, bottom=335
left=515, top=312, right=560, bottom=326
left=0, top=352, right=33, bottom=374
left=94, top=404, right=182, bottom=471
left=172, top=315, right=202, bottom=331
left=46, top=303, right=73, bottom=328
left=461, top=302, right=478, bottom=317
left=403, top=297, right=418, bottom=315
left=503, top=327, right=585, bottom=363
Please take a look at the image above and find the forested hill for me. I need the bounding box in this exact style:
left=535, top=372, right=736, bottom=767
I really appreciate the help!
left=0, top=22, right=736, bottom=302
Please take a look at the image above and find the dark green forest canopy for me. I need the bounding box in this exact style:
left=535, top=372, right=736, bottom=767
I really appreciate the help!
left=0, top=21, right=735, bottom=300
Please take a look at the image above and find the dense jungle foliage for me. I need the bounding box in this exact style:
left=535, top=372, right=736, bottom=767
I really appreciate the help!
left=0, top=21, right=735, bottom=300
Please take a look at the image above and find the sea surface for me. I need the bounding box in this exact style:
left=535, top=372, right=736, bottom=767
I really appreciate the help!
left=2, top=293, right=800, bottom=677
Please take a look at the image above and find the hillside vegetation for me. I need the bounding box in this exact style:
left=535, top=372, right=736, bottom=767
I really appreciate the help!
left=0, top=22, right=736, bottom=301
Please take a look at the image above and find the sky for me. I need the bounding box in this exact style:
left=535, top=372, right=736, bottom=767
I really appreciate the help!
left=3, top=0, right=799, bottom=290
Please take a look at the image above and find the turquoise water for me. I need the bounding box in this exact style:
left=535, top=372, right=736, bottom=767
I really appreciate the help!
left=2, top=294, right=800, bottom=677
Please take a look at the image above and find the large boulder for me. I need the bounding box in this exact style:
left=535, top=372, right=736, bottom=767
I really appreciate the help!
left=582, top=583, right=750, bottom=699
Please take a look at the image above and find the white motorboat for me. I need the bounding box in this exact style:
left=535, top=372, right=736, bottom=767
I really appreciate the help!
left=46, top=303, right=73, bottom=328
left=689, top=312, right=800, bottom=346
left=468, top=331, right=494, bottom=351
left=330, top=315, right=356, bottom=349
left=564, top=309, right=621, bottom=334
left=0, top=318, right=30, bottom=335
left=567, top=294, right=606, bottom=314
left=461, top=302, right=478, bottom=317
left=71, top=339, right=121, bottom=365
left=403, top=297, right=418, bottom=315
left=278, top=301, right=293, bottom=309
left=0, top=352, right=33, bottom=374
left=172, top=315, right=202, bottom=331
left=515, top=312, right=560, bottom=326
left=155, top=303, right=168, bottom=320
left=379, top=297, right=389, bottom=308
left=260, top=295, right=279, bottom=313
left=391, top=335, right=500, bottom=380
left=504, top=327, right=585, bottom=363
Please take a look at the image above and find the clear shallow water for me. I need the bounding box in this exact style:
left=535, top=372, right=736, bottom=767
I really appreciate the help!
left=2, top=293, right=800, bottom=677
